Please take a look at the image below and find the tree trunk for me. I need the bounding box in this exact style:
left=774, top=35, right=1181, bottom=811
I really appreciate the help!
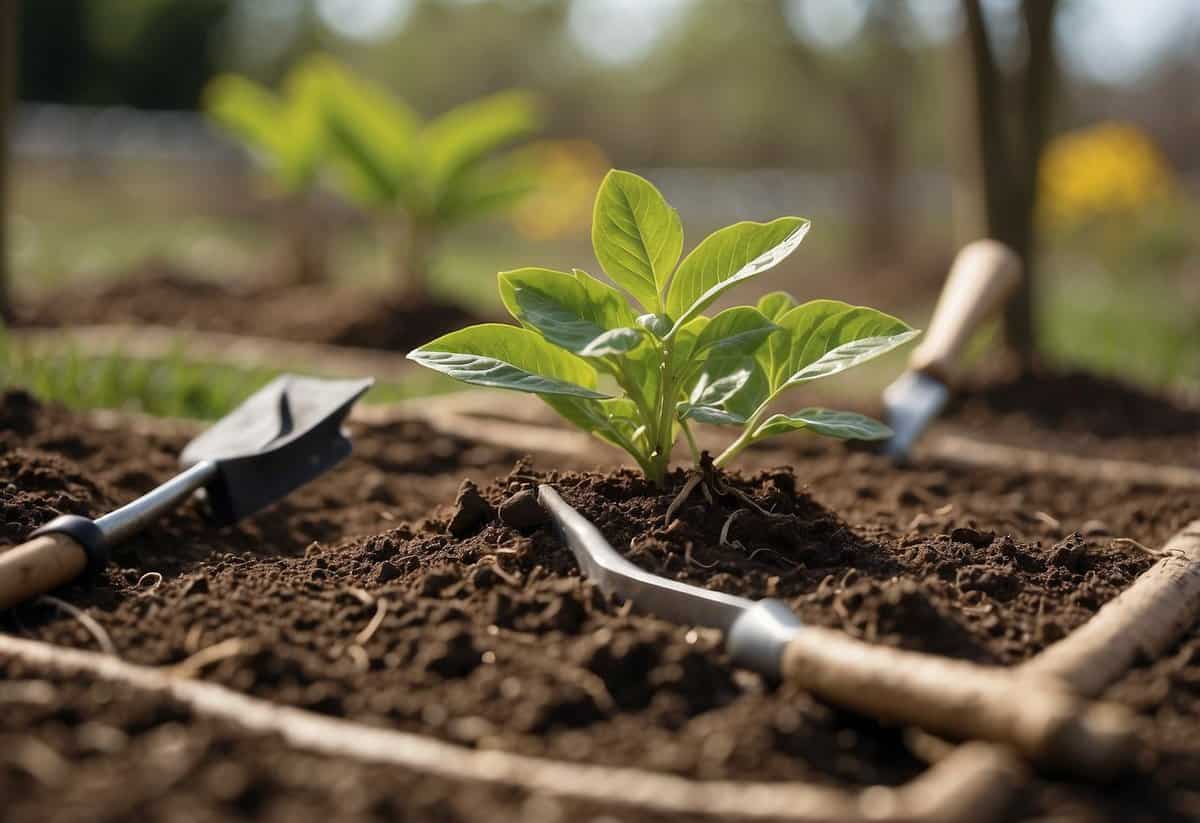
left=0, top=0, right=17, bottom=323
left=958, top=0, right=1058, bottom=369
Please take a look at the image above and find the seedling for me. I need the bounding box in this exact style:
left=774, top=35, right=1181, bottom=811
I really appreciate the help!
left=410, top=170, right=917, bottom=486
left=205, top=57, right=327, bottom=283
left=318, top=64, right=543, bottom=301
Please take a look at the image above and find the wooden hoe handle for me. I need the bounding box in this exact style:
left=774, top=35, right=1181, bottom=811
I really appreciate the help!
left=0, top=532, right=89, bottom=610
left=908, top=239, right=1022, bottom=380
left=781, top=626, right=1137, bottom=778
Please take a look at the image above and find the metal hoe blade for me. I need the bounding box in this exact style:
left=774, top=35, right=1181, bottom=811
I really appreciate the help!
left=880, top=370, right=949, bottom=461
left=537, top=485, right=753, bottom=633
left=180, top=374, right=373, bottom=523
left=537, top=485, right=805, bottom=678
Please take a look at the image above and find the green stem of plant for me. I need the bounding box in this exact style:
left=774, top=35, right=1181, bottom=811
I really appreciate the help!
left=682, top=421, right=701, bottom=462
left=647, top=340, right=678, bottom=486
left=712, top=398, right=774, bottom=469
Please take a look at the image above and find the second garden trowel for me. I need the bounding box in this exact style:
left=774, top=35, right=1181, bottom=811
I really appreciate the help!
left=881, top=239, right=1021, bottom=461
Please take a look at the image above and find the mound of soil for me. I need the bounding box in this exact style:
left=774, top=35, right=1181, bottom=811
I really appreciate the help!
left=14, top=262, right=484, bottom=352
left=945, top=368, right=1200, bottom=468
left=2, top=390, right=1200, bottom=820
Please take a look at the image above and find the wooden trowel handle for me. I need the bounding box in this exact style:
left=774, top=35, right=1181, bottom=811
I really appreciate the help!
left=909, top=239, right=1022, bottom=380
left=0, top=533, right=89, bottom=610
left=781, top=626, right=1136, bottom=778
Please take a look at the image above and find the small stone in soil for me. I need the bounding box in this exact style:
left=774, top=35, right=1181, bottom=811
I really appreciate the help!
left=950, top=526, right=995, bottom=548
left=498, top=489, right=549, bottom=532
left=358, top=472, right=393, bottom=503
left=376, top=561, right=401, bottom=583
left=448, top=479, right=493, bottom=537
left=180, top=575, right=209, bottom=597
left=417, top=626, right=482, bottom=678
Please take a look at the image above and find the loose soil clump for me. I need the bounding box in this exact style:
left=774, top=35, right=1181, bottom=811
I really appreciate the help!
left=2, top=390, right=1199, bottom=820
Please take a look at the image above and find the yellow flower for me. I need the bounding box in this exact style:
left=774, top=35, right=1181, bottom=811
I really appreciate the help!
left=511, top=140, right=610, bottom=241
left=1039, top=122, right=1174, bottom=228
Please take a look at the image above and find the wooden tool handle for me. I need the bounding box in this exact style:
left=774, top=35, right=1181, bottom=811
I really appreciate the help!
left=781, top=626, right=1137, bottom=778
left=0, top=532, right=89, bottom=610
left=908, top=239, right=1021, bottom=380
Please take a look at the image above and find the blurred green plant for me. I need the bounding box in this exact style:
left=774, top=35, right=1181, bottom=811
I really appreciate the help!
left=205, top=56, right=329, bottom=284
left=318, top=61, right=543, bottom=303
left=409, top=170, right=916, bottom=485
left=206, top=60, right=325, bottom=198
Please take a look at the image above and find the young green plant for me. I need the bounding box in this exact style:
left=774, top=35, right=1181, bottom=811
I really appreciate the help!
left=205, top=57, right=327, bottom=284
left=317, top=63, right=543, bottom=301
left=409, top=170, right=918, bottom=486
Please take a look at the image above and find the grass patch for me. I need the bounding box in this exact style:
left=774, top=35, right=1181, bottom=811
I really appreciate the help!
left=0, top=331, right=458, bottom=420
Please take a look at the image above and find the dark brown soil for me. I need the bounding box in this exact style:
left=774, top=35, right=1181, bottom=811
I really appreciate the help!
left=14, top=262, right=485, bottom=352
left=2, top=389, right=1199, bottom=821
left=945, top=367, right=1200, bottom=468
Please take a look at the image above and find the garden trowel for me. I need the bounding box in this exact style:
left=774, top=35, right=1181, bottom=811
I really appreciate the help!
left=538, top=484, right=1136, bottom=778
left=0, top=374, right=373, bottom=610
left=881, top=239, right=1021, bottom=461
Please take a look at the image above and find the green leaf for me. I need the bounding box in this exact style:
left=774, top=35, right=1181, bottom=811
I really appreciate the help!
left=683, top=356, right=769, bottom=423
left=718, top=357, right=771, bottom=420
left=689, top=306, right=778, bottom=363
left=278, top=57, right=330, bottom=188
left=781, top=306, right=917, bottom=388
left=756, top=291, right=798, bottom=322
left=665, top=217, right=809, bottom=330
left=408, top=324, right=609, bottom=398
left=759, top=299, right=852, bottom=390
left=753, top=409, right=893, bottom=441
left=435, top=154, right=538, bottom=225
left=422, top=90, right=543, bottom=197
left=319, top=64, right=420, bottom=208
left=592, top=170, right=684, bottom=311
left=689, top=366, right=752, bottom=406
left=498, top=267, right=637, bottom=356
left=543, top=396, right=650, bottom=461
left=678, top=403, right=746, bottom=426
left=204, top=76, right=290, bottom=172
left=667, top=315, right=709, bottom=373
left=579, top=327, right=644, bottom=357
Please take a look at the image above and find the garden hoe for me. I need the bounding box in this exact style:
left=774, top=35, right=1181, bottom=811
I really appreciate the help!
left=0, top=374, right=373, bottom=611
left=882, top=239, right=1022, bottom=461
left=538, top=484, right=1138, bottom=779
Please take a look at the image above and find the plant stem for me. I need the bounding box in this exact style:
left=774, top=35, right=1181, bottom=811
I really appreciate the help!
left=646, top=340, right=677, bottom=486
left=682, top=421, right=701, bottom=462
left=712, top=400, right=773, bottom=469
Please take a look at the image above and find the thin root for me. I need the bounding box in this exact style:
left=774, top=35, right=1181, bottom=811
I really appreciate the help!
left=746, top=547, right=800, bottom=568
left=346, top=644, right=371, bottom=672
left=720, top=509, right=747, bottom=547
left=168, top=637, right=254, bottom=679
left=1111, top=537, right=1160, bottom=556
left=665, top=473, right=703, bottom=526
left=354, top=598, right=390, bottom=647
left=35, top=596, right=115, bottom=656
left=685, top=542, right=720, bottom=570
left=345, top=587, right=375, bottom=606
left=135, top=572, right=163, bottom=593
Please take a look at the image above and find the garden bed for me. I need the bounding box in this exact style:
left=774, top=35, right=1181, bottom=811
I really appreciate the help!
left=2, top=389, right=1199, bottom=821
left=14, top=263, right=489, bottom=353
